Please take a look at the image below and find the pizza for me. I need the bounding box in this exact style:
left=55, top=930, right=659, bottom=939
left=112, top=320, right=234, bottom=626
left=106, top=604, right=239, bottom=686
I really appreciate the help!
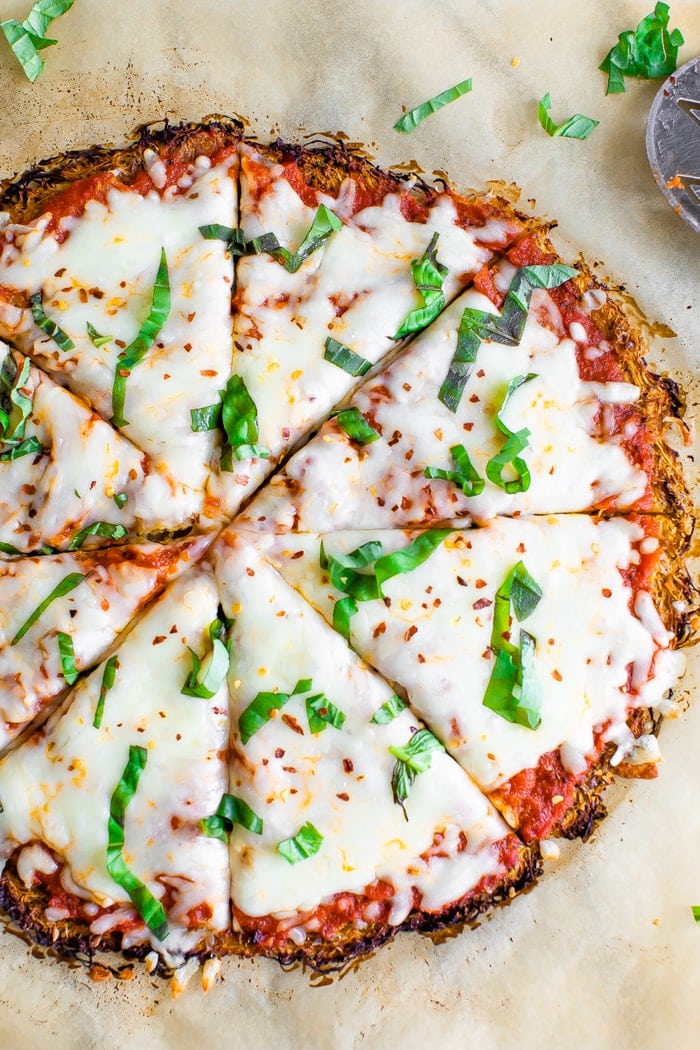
left=0, top=117, right=692, bottom=988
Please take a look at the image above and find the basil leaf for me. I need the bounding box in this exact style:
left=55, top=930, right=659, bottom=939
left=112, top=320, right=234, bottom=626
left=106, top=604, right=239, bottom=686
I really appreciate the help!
left=323, top=337, right=372, bottom=377
left=1, top=356, right=33, bottom=443
left=86, top=322, right=111, bottom=348
left=56, top=631, right=79, bottom=685
left=181, top=614, right=231, bottom=699
left=520, top=264, right=579, bottom=292
left=437, top=314, right=481, bottom=412
left=67, top=521, right=128, bottom=551
left=371, top=693, right=407, bottom=725
left=389, top=729, right=445, bottom=816
left=483, top=563, right=543, bottom=730
left=93, top=654, right=118, bottom=729
left=198, top=224, right=247, bottom=255
left=106, top=745, right=169, bottom=940
left=111, top=249, right=170, bottom=428
left=537, top=94, right=599, bottom=140
left=219, top=375, right=270, bottom=464
left=277, top=822, right=324, bottom=865
left=238, top=677, right=312, bottom=744
left=0, top=542, right=21, bottom=556
left=516, top=629, right=542, bottom=729
left=200, top=793, right=263, bottom=841
left=510, top=561, right=543, bottom=622
left=394, top=77, right=473, bottom=133
left=306, top=692, right=346, bottom=734
left=600, top=3, right=685, bottom=95
left=23, top=0, right=75, bottom=39
left=485, top=374, right=537, bottom=494
left=424, top=443, right=485, bottom=497
left=286, top=205, right=342, bottom=273
left=336, top=407, right=380, bottom=445
left=1, top=2, right=74, bottom=82
left=692, top=905, right=700, bottom=924
left=0, top=436, right=42, bottom=461
left=190, top=403, right=221, bottom=432
left=394, top=233, right=448, bottom=339
left=29, top=292, right=74, bottom=351
left=373, top=529, right=451, bottom=594
left=11, top=571, right=85, bottom=645
left=113, top=492, right=128, bottom=510
left=332, top=595, right=358, bottom=641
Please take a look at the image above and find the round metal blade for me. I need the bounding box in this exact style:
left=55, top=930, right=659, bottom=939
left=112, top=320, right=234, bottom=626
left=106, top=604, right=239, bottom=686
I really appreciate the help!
left=646, top=55, right=700, bottom=233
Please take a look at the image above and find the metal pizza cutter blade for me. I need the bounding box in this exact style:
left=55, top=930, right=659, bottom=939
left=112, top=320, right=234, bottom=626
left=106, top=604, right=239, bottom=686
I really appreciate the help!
left=646, top=55, right=700, bottom=233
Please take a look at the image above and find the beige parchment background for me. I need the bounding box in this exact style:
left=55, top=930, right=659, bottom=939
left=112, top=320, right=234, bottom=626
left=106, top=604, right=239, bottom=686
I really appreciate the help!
left=0, top=2, right=698, bottom=1048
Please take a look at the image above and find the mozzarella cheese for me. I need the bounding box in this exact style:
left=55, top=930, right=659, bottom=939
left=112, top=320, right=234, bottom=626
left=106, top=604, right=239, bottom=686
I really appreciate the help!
left=213, top=528, right=516, bottom=921
left=253, top=517, right=685, bottom=792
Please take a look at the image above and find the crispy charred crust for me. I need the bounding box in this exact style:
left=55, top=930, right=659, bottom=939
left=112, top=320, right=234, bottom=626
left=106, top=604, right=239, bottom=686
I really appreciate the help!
left=0, top=116, right=244, bottom=224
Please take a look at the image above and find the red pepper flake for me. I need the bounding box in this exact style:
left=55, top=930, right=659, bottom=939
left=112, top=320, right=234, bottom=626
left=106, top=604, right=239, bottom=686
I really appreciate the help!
left=462, top=422, right=474, bottom=431
left=417, top=653, right=426, bottom=664
left=343, top=758, right=354, bottom=773
left=551, top=669, right=563, bottom=682
left=602, top=588, right=612, bottom=598
left=200, top=369, right=217, bottom=377
left=373, top=621, right=387, bottom=639
left=517, top=542, right=526, bottom=553
left=246, top=567, right=255, bottom=577
left=404, top=625, right=418, bottom=642
left=274, top=748, right=285, bottom=758
left=290, top=550, right=304, bottom=560
left=473, top=597, right=493, bottom=611
left=475, top=578, right=487, bottom=589
left=336, top=792, right=350, bottom=801
left=456, top=576, right=468, bottom=587
left=152, top=635, right=166, bottom=645
left=281, top=713, right=304, bottom=735
left=469, top=394, right=480, bottom=403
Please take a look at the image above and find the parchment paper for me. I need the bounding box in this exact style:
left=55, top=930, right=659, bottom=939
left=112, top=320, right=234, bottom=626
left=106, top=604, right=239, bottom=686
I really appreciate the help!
left=0, top=2, right=698, bottom=1048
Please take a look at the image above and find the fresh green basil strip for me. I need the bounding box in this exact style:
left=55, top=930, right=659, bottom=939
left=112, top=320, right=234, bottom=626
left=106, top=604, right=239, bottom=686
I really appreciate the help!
left=394, top=77, right=473, bottom=133
left=181, top=613, right=232, bottom=700
left=437, top=316, right=481, bottom=412
left=0, top=542, right=21, bottom=556
left=67, top=521, right=128, bottom=550
left=371, top=693, right=407, bottom=725
left=0, top=436, right=42, bottom=461
left=93, top=654, right=118, bottom=729
left=283, top=205, right=342, bottom=274
left=86, top=322, right=111, bottom=348
left=483, top=563, right=543, bottom=730
left=332, top=595, right=358, bottom=641
left=373, top=530, right=451, bottom=594
left=10, top=571, right=85, bottom=645
left=238, top=677, right=312, bottom=744
left=600, top=3, right=684, bottom=95
left=320, top=540, right=384, bottom=601
left=190, top=403, right=221, bottom=432
left=29, top=292, right=74, bottom=351
left=23, top=0, right=75, bottom=39
left=336, top=407, right=380, bottom=445
left=0, top=356, right=33, bottom=443
left=198, top=224, right=247, bottom=255
left=200, top=793, right=263, bottom=841
left=1, top=1, right=74, bottom=83
left=510, top=561, right=543, bottom=622
left=56, top=631, right=79, bottom=685
left=323, top=337, right=372, bottom=377
left=692, top=905, right=700, bottom=924
left=111, top=249, right=170, bottom=428
left=277, top=822, right=324, bottom=865
left=389, top=729, right=445, bottom=816
left=424, top=443, right=485, bottom=497
left=394, top=233, right=448, bottom=339
left=485, top=373, right=537, bottom=494
left=537, top=94, right=599, bottom=140
left=306, top=693, right=346, bottom=734
left=113, top=492, right=128, bottom=509
left=219, top=374, right=270, bottom=465
left=516, top=629, right=542, bottom=729
left=106, top=745, right=169, bottom=940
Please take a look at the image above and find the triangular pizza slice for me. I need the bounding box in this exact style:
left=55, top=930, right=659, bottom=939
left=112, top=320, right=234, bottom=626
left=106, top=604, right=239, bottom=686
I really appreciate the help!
left=0, top=342, right=203, bottom=550
left=206, top=140, right=533, bottom=519
left=239, top=240, right=686, bottom=533
left=0, top=123, right=239, bottom=506
left=253, top=516, right=690, bottom=842
left=0, top=533, right=210, bottom=751
left=0, top=562, right=230, bottom=965
left=211, top=527, right=538, bottom=964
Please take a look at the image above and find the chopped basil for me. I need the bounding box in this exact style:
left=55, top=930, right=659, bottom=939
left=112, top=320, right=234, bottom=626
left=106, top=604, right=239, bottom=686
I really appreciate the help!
left=0, top=355, right=44, bottom=462
left=277, top=821, right=324, bottom=865
left=0, top=542, right=21, bottom=556
left=201, top=793, right=263, bottom=841
left=424, top=443, right=485, bottom=497
left=190, top=403, right=221, bottom=432
left=389, top=729, right=445, bottom=817
left=181, top=611, right=232, bottom=699
left=437, top=310, right=496, bottom=413
left=106, top=745, right=169, bottom=940
left=67, top=521, right=128, bottom=550
left=394, top=233, right=448, bottom=339
left=394, top=77, right=473, bottom=133
left=238, top=678, right=313, bottom=745
left=537, top=94, right=599, bottom=140
left=93, top=654, right=118, bottom=729
left=56, top=631, right=79, bottom=685
left=273, top=205, right=342, bottom=274
left=692, top=905, right=700, bottom=924
left=219, top=375, right=270, bottom=467
left=323, top=337, right=372, bottom=377
left=86, top=322, right=112, bottom=348
left=485, top=374, right=538, bottom=494
left=198, top=224, right=247, bottom=255
left=371, top=693, right=407, bottom=725
left=111, top=248, right=171, bottom=428
left=0, top=436, right=42, bottom=461
left=10, top=571, right=85, bottom=646
left=1, top=0, right=75, bottom=83
left=29, top=292, right=74, bottom=351
left=113, top=492, right=128, bottom=510
left=306, top=692, right=346, bottom=734
left=600, top=3, right=684, bottom=95
left=336, top=407, right=380, bottom=445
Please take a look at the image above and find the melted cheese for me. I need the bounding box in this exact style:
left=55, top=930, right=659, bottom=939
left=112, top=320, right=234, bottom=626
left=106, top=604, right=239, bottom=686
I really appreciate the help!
left=212, top=528, right=515, bottom=919
left=0, top=535, right=208, bottom=750
left=0, top=566, right=230, bottom=953
left=0, top=156, right=237, bottom=496
left=239, top=280, right=647, bottom=532
left=255, top=517, right=684, bottom=793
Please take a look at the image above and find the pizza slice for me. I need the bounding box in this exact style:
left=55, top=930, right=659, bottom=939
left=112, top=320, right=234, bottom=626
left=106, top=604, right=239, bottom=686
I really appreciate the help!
left=0, top=533, right=210, bottom=752
left=253, top=515, right=691, bottom=842
left=0, top=562, right=230, bottom=966
left=239, top=243, right=687, bottom=533
left=211, top=527, right=538, bottom=965
left=0, top=341, right=205, bottom=551
left=0, top=121, right=240, bottom=509
left=205, top=139, right=533, bottom=519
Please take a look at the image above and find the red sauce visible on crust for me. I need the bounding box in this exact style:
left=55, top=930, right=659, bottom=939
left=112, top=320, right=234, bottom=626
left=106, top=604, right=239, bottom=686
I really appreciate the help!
left=489, top=750, right=581, bottom=842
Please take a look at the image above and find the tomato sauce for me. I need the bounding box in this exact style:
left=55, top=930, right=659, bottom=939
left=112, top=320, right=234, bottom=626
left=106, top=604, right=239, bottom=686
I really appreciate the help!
left=489, top=750, right=581, bottom=842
